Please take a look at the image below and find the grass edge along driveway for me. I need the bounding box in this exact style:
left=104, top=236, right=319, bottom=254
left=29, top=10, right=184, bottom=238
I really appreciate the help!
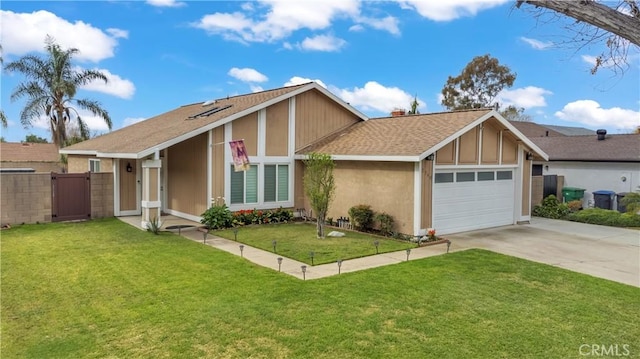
left=2, top=218, right=639, bottom=358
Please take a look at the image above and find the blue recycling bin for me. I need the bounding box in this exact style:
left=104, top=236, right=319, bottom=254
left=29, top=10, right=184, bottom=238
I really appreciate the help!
left=592, top=190, right=616, bottom=210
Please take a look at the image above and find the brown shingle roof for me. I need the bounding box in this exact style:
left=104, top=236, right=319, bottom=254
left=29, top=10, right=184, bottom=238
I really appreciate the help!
left=508, top=121, right=565, bottom=138
left=298, top=109, right=493, bottom=157
left=0, top=142, right=60, bottom=162
left=63, top=83, right=309, bottom=155
left=530, top=134, right=640, bottom=162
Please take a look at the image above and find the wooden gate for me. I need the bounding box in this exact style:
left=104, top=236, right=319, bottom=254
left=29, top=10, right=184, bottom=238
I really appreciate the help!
left=543, top=175, right=558, bottom=199
left=51, top=172, right=91, bottom=222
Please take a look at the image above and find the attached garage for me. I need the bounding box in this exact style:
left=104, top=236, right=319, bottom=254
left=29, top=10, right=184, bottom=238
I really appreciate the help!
left=433, top=169, right=515, bottom=235
left=297, top=107, right=548, bottom=236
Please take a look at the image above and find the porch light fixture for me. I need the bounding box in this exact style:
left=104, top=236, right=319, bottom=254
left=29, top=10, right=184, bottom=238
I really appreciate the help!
left=277, top=257, right=283, bottom=272
left=426, top=154, right=434, bottom=161
left=301, top=265, right=307, bottom=280
left=337, top=259, right=343, bottom=275
left=526, top=152, right=534, bottom=161
left=406, top=248, right=411, bottom=261
left=126, top=162, right=133, bottom=172
left=239, top=244, right=244, bottom=257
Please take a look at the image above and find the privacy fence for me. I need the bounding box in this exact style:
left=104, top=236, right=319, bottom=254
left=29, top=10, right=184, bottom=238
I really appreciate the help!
left=1, top=172, right=114, bottom=226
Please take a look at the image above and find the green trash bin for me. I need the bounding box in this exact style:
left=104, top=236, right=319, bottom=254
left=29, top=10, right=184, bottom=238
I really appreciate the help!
left=562, top=187, right=586, bottom=203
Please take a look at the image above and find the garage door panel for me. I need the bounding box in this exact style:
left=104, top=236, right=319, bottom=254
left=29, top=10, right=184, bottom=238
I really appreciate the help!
left=433, top=170, right=514, bottom=235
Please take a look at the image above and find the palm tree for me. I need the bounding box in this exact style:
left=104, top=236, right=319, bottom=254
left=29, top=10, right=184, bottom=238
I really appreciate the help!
left=4, top=36, right=112, bottom=148
left=0, top=44, right=7, bottom=128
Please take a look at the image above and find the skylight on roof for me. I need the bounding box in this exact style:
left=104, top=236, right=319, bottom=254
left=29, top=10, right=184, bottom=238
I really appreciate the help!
left=188, top=104, right=233, bottom=119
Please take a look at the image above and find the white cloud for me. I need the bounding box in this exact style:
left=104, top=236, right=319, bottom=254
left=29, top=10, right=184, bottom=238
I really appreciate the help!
left=394, top=0, right=509, bottom=21
left=79, top=68, right=136, bottom=99
left=330, top=81, right=423, bottom=114
left=355, top=15, right=400, bottom=35
left=284, top=76, right=328, bottom=89
left=0, top=10, right=125, bottom=62
left=497, top=86, right=552, bottom=109
left=520, top=37, right=552, bottom=50
left=146, top=0, right=186, bottom=8
left=250, top=85, right=264, bottom=93
left=300, top=34, right=347, bottom=52
left=122, top=117, right=146, bottom=127
left=555, top=100, right=640, bottom=130
left=349, top=24, right=365, bottom=32
left=228, top=67, right=268, bottom=83
left=192, top=1, right=398, bottom=46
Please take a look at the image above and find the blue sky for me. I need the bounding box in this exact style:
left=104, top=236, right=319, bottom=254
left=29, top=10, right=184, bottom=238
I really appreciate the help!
left=1, top=0, right=639, bottom=143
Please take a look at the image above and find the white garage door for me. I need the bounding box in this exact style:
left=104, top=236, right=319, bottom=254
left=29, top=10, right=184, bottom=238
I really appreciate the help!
left=433, top=169, right=515, bottom=235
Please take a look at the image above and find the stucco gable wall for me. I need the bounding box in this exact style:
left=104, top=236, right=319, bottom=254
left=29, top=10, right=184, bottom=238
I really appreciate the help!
left=329, top=161, right=414, bottom=235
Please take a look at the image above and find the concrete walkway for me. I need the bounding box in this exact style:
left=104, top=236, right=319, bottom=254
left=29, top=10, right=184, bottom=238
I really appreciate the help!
left=118, top=216, right=640, bottom=286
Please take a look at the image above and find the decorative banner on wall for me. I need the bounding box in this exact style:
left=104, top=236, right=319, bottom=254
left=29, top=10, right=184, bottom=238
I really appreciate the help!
left=229, top=139, right=250, bottom=172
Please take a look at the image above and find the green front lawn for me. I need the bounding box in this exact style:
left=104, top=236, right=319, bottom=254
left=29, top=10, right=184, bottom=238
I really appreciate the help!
left=2, top=219, right=639, bottom=358
left=215, top=222, right=415, bottom=265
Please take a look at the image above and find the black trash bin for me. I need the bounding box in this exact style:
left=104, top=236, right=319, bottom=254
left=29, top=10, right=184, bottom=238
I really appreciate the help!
left=616, top=192, right=629, bottom=212
left=593, top=190, right=616, bottom=210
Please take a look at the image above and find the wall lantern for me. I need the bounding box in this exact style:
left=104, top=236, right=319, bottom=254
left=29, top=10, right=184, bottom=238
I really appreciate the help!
left=126, top=162, right=133, bottom=173
left=525, top=152, right=534, bottom=161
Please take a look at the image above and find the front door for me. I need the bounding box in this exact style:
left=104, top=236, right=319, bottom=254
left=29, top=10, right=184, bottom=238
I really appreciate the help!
left=119, top=159, right=141, bottom=215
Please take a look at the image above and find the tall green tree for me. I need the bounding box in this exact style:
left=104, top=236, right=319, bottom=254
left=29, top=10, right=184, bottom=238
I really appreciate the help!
left=500, top=105, right=533, bottom=122
left=23, top=134, right=49, bottom=143
left=441, top=54, right=516, bottom=111
left=1, top=44, right=7, bottom=128
left=407, top=95, right=420, bottom=115
left=4, top=36, right=112, bottom=148
left=303, top=153, right=336, bottom=239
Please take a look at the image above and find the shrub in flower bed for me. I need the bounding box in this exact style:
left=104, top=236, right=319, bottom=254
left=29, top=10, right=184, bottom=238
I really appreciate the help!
left=232, top=207, right=293, bottom=226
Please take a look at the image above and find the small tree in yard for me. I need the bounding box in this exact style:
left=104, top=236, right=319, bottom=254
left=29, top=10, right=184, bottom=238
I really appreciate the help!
left=303, top=153, right=335, bottom=238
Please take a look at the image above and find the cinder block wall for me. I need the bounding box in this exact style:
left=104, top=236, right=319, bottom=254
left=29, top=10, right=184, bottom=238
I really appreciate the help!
left=1, top=173, right=115, bottom=225
left=91, top=173, right=114, bottom=218
left=1, top=173, right=52, bottom=225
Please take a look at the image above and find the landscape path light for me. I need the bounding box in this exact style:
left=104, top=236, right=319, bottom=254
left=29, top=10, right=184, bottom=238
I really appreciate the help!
left=301, top=265, right=307, bottom=280
left=277, top=257, right=283, bottom=272
left=337, top=259, right=343, bottom=274
left=406, top=248, right=411, bottom=261
left=239, top=244, right=244, bottom=257
left=374, top=240, right=380, bottom=254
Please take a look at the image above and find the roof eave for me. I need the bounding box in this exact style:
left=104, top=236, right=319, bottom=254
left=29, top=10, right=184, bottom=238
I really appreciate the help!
left=294, top=154, right=420, bottom=162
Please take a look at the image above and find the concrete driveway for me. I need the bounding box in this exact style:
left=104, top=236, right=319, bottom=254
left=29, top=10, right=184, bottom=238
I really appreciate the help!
left=447, top=217, right=640, bottom=287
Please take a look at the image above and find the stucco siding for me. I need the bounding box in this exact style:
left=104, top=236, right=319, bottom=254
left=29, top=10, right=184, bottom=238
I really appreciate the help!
left=295, top=90, right=360, bottom=150
left=330, top=161, right=414, bottom=234
left=167, top=133, right=208, bottom=216
left=67, top=155, right=113, bottom=174
left=266, top=100, right=289, bottom=156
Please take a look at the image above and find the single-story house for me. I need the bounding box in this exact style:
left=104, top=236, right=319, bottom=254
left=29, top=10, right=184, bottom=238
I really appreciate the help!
left=61, top=82, right=547, bottom=235
left=516, top=127, right=639, bottom=209
left=0, top=142, right=64, bottom=173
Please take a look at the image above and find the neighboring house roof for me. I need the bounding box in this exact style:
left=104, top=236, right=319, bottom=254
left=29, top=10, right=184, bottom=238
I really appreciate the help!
left=0, top=142, right=60, bottom=162
left=529, top=134, right=640, bottom=162
left=542, top=124, right=594, bottom=136
left=61, top=82, right=367, bottom=159
left=508, top=121, right=565, bottom=138
left=509, top=121, right=595, bottom=138
left=298, top=109, right=548, bottom=161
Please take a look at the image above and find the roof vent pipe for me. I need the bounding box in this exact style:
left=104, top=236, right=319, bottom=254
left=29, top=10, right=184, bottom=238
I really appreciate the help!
left=596, top=129, right=607, bottom=141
